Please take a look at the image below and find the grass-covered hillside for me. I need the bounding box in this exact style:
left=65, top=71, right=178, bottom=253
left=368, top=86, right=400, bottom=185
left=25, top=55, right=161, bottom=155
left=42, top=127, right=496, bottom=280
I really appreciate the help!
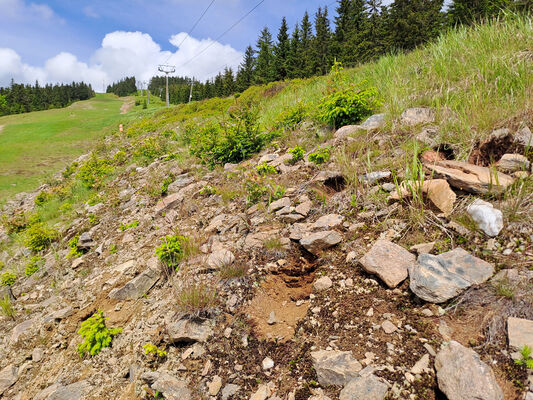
left=0, top=14, right=532, bottom=400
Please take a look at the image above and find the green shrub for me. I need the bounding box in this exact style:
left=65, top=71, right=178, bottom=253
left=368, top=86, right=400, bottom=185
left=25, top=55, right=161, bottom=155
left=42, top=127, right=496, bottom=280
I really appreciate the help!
left=308, top=146, right=331, bottom=165
left=142, top=99, right=147, bottom=109
left=200, top=185, right=216, bottom=196
left=515, top=345, right=533, bottom=370
left=318, top=82, right=381, bottom=128
left=78, top=154, right=112, bottom=189
left=288, top=145, right=305, bottom=164
left=1, top=272, right=16, bottom=286
left=245, top=180, right=285, bottom=205
left=77, top=310, right=121, bottom=357
left=143, top=343, right=167, bottom=358
left=256, top=162, right=277, bottom=176
left=88, top=214, right=99, bottom=226
left=62, top=161, right=79, bottom=178
left=35, top=191, right=51, bottom=206
left=112, top=151, right=127, bottom=165
left=136, top=136, right=168, bottom=160
left=68, top=234, right=84, bottom=258
left=160, top=176, right=174, bottom=196
left=1, top=212, right=33, bottom=234
left=120, top=220, right=139, bottom=232
left=190, top=103, right=265, bottom=167
left=109, top=244, right=118, bottom=254
left=155, top=235, right=188, bottom=270
left=274, top=101, right=308, bottom=130
left=24, top=255, right=42, bottom=277
left=24, top=223, right=57, bottom=252
left=0, top=261, right=4, bottom=270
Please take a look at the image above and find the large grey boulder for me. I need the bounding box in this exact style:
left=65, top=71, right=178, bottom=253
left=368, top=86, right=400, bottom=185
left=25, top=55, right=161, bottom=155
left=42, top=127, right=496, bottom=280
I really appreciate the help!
left=300, top=231, right=342, bottom=255
left=311, top=350, right=362, bottom=386
left=340, top=374, right=389, bottom=400
left=359, top=240, right=416, bottom=288
left=0, top=365, right=17, bottom=396
left=435, top=341, right=503, bottom=400
left=108, top=268, right=159, bottom=300
left=409, top=248, right=494, bottom=303
left=142, top=372, right=191, bottom=400
left=167, top=318, right=213, bottom=343
left=467, top=199, right=503, bottom=237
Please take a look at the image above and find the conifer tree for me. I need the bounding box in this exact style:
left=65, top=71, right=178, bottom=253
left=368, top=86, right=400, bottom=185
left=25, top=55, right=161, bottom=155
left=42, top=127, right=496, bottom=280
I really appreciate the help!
left=235, top=45, right=255, bottom=92
left=255, top=27, right=275, bottom=84
left=274, top=17, right=290, bottom=80
left=311, top=7, right=332, bottom=75
left=287, top=23, right=302, bottom=79
left=300, top=11, right=315, bottom=78
left=448, top=0, right=511, bottom=26
left=385, top=0, right=444, bottom=52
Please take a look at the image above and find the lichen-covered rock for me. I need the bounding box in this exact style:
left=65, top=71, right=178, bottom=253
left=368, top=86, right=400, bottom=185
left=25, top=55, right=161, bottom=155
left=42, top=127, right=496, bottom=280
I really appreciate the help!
left=311, top=350, right=363, bottom=386
left=300, top=230, right=342, bottom=255
left=167, top=318, right=214, bottom=343
left=409, top=248, right=494, bottom=303
left=340, top=374, right=389, bottom=400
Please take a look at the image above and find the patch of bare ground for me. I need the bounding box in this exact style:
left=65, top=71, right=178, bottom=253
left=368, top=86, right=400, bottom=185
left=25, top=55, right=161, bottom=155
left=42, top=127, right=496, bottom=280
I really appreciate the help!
left=120, top=100, right=134, bottom=114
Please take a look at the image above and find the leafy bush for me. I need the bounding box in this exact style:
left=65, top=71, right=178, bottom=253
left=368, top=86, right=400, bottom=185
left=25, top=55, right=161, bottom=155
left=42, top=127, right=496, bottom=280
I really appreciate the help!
left=78, top=154, right=112, bottom=189
left=309, top=146, right=331, bottom=165
left=160, top=176, right=174, bottom=196
left=190, top=103, right=266, bottom=167
left=120, top=220, right=139, bottom=231
left=200, top=185, right=216, bottom=196
left=256, top=162, right=277, bottom=176
left=245, top=179, right=285, bottom=205
left=1, top=272, right=16, bottom=286
left=68, top=234, right=84, bottom=258
left=1, top=212, right=33, bottom=234
left=112, top=151, right=127, bottom=165
left=155, top=235, right=188, bottom=270
left=77, top=310, right=121, bottom=357
left=143, top=343, right=167, bottom=358
left=62, top=161, right=79, bottom=179
left=288, top=145, right=305, bottom=164
left=136, top=136, right=168, bottom=160
left=318, top=82, right=381, bottom=128
left=88, top=214, right=99, bottom=226
left=24, top=255, right=42, bottom=277
left=24, top=222, right=57, bottom=252
left=275, top=101, right=308, bottom=130
left=34, top=191, right=51, bottom=206
left=515, top=345, right=533, bottom=370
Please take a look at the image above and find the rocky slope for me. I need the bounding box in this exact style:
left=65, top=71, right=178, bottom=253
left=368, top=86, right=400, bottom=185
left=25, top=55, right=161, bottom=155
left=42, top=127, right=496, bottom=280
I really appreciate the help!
left=0, top=104, right=532, bottom=400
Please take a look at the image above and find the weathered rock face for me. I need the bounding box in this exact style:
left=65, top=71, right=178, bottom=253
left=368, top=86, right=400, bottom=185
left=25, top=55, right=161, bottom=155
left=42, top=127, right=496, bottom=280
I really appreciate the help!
left=435, top=341, right=503, bottom=400
left=268, top=197, right=291, bottom=212
left=507, top=317, right=533, bottom=351
left=400, top=107, right=435, bottom=126
left=339, top=374, right=389, bottom=400
left=167, top=174, right=194, bottom=194
left=0, top=365, right=18, bottom=396
left=108, top=268, right=159, bottom=300
left=155, top=192, right=182, bottom=215
left=207, top=249, right=235, bottom=269
left=167, top=318, right=214, bottom=344
left=409, top=248, right=494, bottom=303
left=77, top=231, right=95, bottom=250
left=312, top=214, right=345, bottom=230
left=360, top=113, right=386, bottom=130
left=300, top=231, right=342, bottom=255
left=467, top=199, right=503, bottom=237
left=497, top=153, right=530, bottom=172
left=141, top=372, right=191, bottom=400
left=424, top=160, right=515, bottom=194
left=311, top=350, right=362, bottom=386
left=35, top=380, right=92, bottom=400
left=389, top=179, right=456, bottom=216
left=359, top=240, right=416, bottom=288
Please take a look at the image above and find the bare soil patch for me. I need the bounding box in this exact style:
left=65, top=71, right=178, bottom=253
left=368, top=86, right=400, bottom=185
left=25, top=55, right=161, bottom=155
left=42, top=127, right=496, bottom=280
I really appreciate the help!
left=120, top=100, right=134, bottom=114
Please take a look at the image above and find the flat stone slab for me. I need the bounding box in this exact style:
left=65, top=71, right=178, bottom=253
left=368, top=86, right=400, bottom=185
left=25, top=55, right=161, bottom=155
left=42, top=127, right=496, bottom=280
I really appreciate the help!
left=425, top=160, right=515, bottom=194
left=401, top=107, right=435, bottom=126
left=340, top=374, right=389, bottom=400
left=359, top=240, right=415, bottom=288
left=0, top=365, right=17, bottom=396
left=311, top=350, right=362, bottom=386
left=507, top=317, right=533, bottom=351
left=108, top=268, right=159, bottom=300
left=142, top=372, right=191, bottom=400
left=409, top=248, right=494, bottom=303
left=435, top=341, right=503, bottom=400
left=167, top=318, right=213, bottom=343
left=155, top=192, right=182, bottom=215
left=300, top=230, right=342, bottom=255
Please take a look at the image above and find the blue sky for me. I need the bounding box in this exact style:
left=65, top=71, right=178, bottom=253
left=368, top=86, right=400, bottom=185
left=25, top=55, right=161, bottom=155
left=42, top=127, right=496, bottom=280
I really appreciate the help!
left=0, top=0, right=400, bottom=89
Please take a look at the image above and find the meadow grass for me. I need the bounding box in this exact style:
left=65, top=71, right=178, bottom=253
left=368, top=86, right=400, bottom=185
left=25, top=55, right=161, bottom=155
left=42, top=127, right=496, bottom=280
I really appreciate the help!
left=0, top=93, right=162, bottom=202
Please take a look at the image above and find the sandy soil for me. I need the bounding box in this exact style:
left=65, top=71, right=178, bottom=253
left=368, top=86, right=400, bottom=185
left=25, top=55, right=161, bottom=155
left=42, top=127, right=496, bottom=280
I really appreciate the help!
left=120, top=100, right=134, bottom=114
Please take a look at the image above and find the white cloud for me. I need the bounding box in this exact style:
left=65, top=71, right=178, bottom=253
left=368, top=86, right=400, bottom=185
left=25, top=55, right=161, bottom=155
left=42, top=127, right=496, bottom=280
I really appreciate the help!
left=0, top=0, right=62, bottom=22
left=0, top=31, right=243, bottom=91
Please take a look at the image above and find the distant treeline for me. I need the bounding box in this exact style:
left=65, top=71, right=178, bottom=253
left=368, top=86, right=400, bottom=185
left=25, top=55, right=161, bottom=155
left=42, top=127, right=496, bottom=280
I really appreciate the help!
left=146, top=0, right=530, bottom=105
left=106, top=77, right=137, bottom=97
left=0, top=80, right=95, bottom=116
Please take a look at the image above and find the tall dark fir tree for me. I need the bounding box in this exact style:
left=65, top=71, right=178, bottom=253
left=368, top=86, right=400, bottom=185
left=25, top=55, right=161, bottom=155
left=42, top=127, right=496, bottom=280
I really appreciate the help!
left=255, top=27, right=275, bottom=84
left=274, top=17, right=290, bottom=80
left=311, top=7, right=332, bottom=75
